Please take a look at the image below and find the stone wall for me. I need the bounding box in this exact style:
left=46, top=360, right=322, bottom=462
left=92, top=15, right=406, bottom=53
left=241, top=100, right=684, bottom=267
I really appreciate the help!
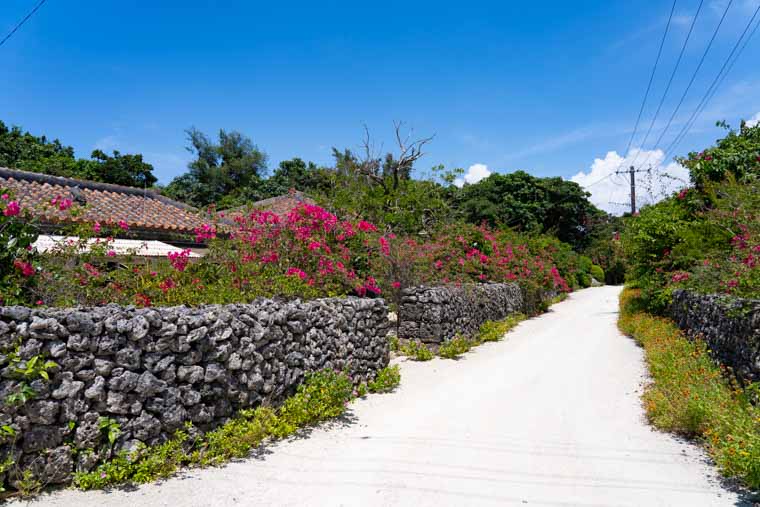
left=670, top=289, right=760, bottom=383
left=397, top=283, right=523, bottom=343
left=0, top=297, right=389, bottom=485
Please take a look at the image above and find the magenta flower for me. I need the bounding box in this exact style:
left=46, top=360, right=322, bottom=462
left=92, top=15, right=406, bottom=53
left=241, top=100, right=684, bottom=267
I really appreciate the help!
left=118, top=220, right=129, bottom=231
left=3, top=201, right=20, bottom=216
left=58, top=198, right=73, bottom=211
left=13, top=260, right=34, bottom=277
left=93, top=222, right=102, bottom=233
left=168, top=249, right=191, bottom=271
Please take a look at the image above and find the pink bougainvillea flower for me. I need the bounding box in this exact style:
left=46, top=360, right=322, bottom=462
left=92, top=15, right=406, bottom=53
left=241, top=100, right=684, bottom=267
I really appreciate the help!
left=357, top=220, right=378, bottom=232
left=671, top=272, right=690, bottom=283
left=159, top=278, right=176, bottom=293
left=0, top=193, right=8, bottom=200
left=107, top=250, right=116, bottom=257
left=118, top=220, right=129, bottom=231
left=391, top=281, right=401, bottom=289
left=194, top=223, right=216, bottom=243
left=677, top=188, right=689, bottom=200
left=13, top=259, right=35, bottom=277
left=286, top=267, right=308, bottom=280
left=3, top=201, right=20, bottom=216
left=58, top=198, right=73, bottom=211
left=167, top=249, right=191, bottom=271
left=35, top=300, right=43, bottom=306
left=93, top=222, right=102, bottom=233
left=379, top=236, right=390, bottom=256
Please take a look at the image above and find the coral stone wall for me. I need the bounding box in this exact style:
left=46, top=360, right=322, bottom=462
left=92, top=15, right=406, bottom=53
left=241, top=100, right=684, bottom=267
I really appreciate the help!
left=670, top=289, right=760, bottom=383
left=397, top=283, right=523, bottom=343
left=0, top=297, right=389, bottom=485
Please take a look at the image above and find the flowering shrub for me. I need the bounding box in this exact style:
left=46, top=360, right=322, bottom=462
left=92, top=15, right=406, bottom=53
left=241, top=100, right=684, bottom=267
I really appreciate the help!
left=0, top=191, right=40, bottom=305
left=13, top=201, right=584, bottom=309
left=623, top=176, right=759, bottom=312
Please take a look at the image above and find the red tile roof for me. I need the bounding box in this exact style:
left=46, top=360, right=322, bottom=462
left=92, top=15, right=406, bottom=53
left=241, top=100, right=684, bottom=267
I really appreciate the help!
left=222, top=191, right=317, bottom=222
left=0, top=167, right=207, bottom=238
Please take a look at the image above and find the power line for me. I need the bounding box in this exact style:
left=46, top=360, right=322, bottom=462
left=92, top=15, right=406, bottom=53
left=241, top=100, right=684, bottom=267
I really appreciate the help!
left=638, top=0, right=734, bottom=170
left=628, top=0, right=706, bottom=171
left=613, top=0, right=678, bottom=176
left=662, top=4, right=760, bottom=161
left=0, top=0, right=47, bottom=49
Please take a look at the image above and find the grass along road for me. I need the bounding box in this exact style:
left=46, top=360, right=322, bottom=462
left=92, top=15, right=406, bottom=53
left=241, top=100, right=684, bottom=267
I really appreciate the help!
left=20, top=286, right=742, bottom=506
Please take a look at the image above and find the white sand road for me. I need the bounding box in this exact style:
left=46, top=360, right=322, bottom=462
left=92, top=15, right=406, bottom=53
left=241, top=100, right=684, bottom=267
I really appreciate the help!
left=14, top=286, right=751, bottom=506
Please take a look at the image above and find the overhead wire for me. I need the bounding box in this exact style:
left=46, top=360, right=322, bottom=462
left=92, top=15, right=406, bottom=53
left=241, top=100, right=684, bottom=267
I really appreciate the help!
left=638, top=0, right=735, bottom=170
left=627, top=0, right=706, bottom=171
left=662, top=3, right=760, bottom=161
left=0, top=0, right=47, bottom=48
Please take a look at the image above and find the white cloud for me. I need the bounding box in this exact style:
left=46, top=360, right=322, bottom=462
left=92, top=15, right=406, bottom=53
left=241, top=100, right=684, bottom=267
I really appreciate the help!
left=454, top=163, right=491, bottom=187
left=746, top=112, right=760, bottom=128
left=570, top=148, right=689, bottom=214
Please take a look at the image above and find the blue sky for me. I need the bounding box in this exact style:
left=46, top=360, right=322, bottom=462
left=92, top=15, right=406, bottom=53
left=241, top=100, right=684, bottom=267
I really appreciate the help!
left=2, top=0, right=760, bottom=211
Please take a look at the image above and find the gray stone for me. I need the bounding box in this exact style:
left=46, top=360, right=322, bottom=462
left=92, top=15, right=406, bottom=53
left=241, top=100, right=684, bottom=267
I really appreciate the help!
left=109, top=370, right=139, bottom=392
left=93, top=358, right=114, bottom=376
left=84, top=376, right=106, bottom=402
left=136, top=371, right=164, bottom=397
left=186, top=326, right=208, bottom=343
left=115, top=346, right=141, bottom=369
left=26, top=400, right=59, bottom=425
left=22, top=425, right=63, bottom=452
left=177, top=365, right=204, bottom=384
left=130, top=315, right=150, bottom=341
left=52, top=373, right=85, bottom=399
left=204, top=363, right=225, bottom=383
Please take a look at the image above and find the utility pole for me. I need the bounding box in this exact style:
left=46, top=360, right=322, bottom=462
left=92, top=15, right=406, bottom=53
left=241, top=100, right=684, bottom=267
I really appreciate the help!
left=615, top=165, right=648, bottom=214
left=628, top=166, right=636, bottom=214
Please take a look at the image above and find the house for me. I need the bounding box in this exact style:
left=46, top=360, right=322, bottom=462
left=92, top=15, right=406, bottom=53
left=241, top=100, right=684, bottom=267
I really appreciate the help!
left=221, top=191, right=317, bottom=222
left=0, top=167, right=209, bottom=250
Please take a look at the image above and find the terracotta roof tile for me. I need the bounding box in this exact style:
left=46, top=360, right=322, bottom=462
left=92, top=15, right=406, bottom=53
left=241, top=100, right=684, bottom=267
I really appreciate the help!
left=222, top=192, right=317, bottom=222
left=0, top=167, right=208, bottom=236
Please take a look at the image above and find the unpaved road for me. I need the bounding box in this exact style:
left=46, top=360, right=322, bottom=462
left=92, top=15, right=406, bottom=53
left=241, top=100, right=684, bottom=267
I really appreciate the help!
left=18, top=286, right=745, bottom=506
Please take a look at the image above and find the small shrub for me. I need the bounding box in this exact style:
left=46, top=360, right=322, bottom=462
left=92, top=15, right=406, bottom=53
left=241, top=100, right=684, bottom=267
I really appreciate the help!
left=477, top=314, right=525, bottom=343
left=590, top=264, right=605, bottom=283
left=399, top=340, right=434, bottom=361
left=273, top=369, right=353, bottom=437
left=438, top=335, right=472, bottom=359
left=367, top=365, right=401, bottom=393
left=619, top=288, right=760, bottom=489
left=73, top=368, right=356, bottom=491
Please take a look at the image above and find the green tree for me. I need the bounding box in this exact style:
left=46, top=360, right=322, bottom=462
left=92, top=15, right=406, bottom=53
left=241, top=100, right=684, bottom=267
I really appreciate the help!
left=679, top=120, right=760, bottom=187
left=454, top=170, right=603, bottom=249
left=164, top=128, right=267, bottom=207
left=0, top=120, right=158, bottom=187
left=258, top=158, right=331, bottom=198
left=84, top=150, right=157, bottom=187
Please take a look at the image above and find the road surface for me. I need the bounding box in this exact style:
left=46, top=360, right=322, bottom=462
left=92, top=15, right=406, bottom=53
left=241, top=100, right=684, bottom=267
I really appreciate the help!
left=19, top=286, right=744, bottom=506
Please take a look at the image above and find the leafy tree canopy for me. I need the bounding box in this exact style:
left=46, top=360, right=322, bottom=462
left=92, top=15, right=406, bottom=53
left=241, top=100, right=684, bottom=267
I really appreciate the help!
left=679, top=120, right=760, bottom=187
left=164, top=128, right=268, bottom=208
left=258, top=158, right=332, bottom=198
left=0, top=120, right=157, bottom=187
left=454, top=170, right=603, bottom=249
